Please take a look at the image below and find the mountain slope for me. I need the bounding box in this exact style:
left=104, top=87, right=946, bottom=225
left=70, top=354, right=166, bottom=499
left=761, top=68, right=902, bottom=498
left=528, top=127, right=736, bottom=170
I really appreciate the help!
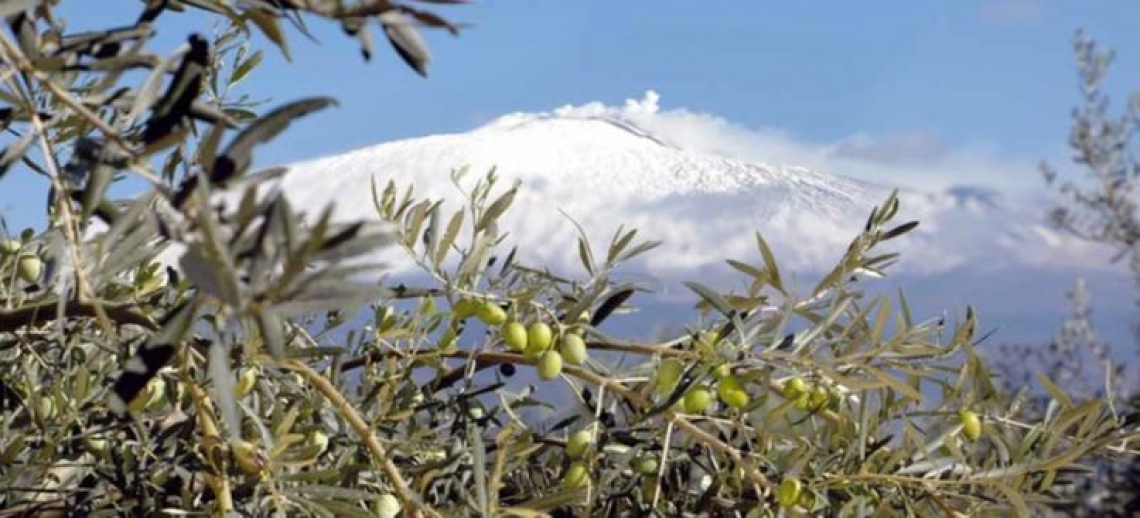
left=259, top=96, right=1109, bottom=284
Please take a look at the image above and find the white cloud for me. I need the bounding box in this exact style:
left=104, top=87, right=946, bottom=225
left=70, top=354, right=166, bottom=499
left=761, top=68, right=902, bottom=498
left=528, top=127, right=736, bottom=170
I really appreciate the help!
left=572, top=92, right=1043, bottom=192
left=831, top=131, right=949, bottom=164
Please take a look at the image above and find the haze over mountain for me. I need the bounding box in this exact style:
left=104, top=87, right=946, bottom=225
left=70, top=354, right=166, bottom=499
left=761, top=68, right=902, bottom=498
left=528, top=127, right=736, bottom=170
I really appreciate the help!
left=232, top=92, right=1133, bottom=356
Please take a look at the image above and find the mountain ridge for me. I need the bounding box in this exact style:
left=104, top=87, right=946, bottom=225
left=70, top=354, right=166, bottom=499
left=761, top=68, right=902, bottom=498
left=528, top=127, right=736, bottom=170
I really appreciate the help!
left=260, top=94, right=1109, bottom=282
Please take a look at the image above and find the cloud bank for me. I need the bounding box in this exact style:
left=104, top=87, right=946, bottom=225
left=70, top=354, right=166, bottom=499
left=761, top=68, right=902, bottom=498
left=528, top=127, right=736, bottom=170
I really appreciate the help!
left=541, top=91, right=1044, bottom=192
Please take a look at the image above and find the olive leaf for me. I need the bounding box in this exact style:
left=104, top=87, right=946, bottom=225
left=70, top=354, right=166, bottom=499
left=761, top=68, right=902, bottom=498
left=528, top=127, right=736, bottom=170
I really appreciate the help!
left=108, top=297, right=200, bottom=415
left=379, top=9, right=431, bottom=76
left=141, top=33, right=210, bottom=147
left=590, top=287, right=634, bottom=327
left=210, top=96, right=338, bottom=184
left=0, top=131, right=34, bottom=180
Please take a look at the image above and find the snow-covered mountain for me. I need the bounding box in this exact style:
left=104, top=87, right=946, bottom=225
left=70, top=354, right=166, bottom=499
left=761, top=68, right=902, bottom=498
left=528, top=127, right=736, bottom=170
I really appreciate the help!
left=261, top=92, right=1112, bottom=286
left=167, top=91, right=1133, bottom=360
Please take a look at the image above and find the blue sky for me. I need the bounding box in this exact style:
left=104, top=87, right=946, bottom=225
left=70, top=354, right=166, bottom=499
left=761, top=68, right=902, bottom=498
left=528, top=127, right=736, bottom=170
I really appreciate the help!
left=2, top=1, right=1138, bottom=230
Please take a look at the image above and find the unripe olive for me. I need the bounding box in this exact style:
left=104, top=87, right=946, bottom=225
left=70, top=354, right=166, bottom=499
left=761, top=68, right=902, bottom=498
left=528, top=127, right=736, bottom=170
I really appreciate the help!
left=563, top=461, right=590, bottom=489
left=502, top=321, right=528, bottom=352
left=476, top=302, right=507, bottom=326
left=565, top=429, right=592, bottom=459
left=17, top=255, right=42, bottom=283
left=682, top=385, right=713, bottom=414
left=959, top=410, right=982, bottom=441
left=777, top=478, right=803, bottom=508
left=376, top=493, right=401, bottom=518
left=537, top=350, right=563, bottom=381
left=453, top=299, right=479, bottom=319
left=809, top=386, right=831, bottom=409
left=798, top=489, right=816, bottom=510
left=230, top=440, right=267, bottom=475
left=0, top=239, right=19, bottom=256
left=793, top=394, right=811, bottom=410
left=717, top=376, right=750, bottom=410
left=309, top=430, right=329, bottom=454
left=713, top=363, right=732, bottom=380
left=559, top=334, right=588, bottom=365
left=721, top=389, right=749, bottom=411
left=634, top=455, right=659, bottom=475
left=782, top=377, right=809, bottom=400
left=527, top=322, right=553, bottom=352
left=654, top=359, right=684, bottom=396
left=234, top=368, right=257, bottom=398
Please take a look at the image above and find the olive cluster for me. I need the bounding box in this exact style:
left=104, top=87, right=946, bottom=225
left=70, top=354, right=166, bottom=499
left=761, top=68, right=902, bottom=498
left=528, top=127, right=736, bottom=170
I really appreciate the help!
left=652, top=358, right=753, bottom=415
left=453, top=298, right=590, bottom=381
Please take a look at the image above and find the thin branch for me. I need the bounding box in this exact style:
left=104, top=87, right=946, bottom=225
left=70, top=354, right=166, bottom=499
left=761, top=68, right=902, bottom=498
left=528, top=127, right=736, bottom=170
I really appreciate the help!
left=281, top=359, right=438, bottom=518
left=0, top=299, right=157, bottom=332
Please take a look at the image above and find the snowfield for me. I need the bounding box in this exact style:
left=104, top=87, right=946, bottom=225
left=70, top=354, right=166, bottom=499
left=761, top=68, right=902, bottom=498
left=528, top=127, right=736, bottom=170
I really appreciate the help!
left=251, top=92, right=1112, bottom=285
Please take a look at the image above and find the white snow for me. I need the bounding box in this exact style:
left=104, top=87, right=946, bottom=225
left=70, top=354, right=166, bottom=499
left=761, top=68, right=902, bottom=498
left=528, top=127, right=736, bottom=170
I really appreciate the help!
left=249, top=92, right=1112, bottom=285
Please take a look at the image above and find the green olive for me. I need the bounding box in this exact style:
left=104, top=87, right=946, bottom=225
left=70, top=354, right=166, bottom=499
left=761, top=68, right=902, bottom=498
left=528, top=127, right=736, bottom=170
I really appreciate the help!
left=562, top=461, right=590, bottom=489
left=559, top=334, right=588, bottom=365
left=565, top=429, right=592, bottom=459
left=453, top=299, right=479, bottom=319
left=959, top=410, right=982, bottom=441
left=0, top=239, right=19, bottom=256
left=537, top=350, right=563, bottom=381
left=634, top=455, right=659, bottom=475
left=682, top=385, right=713, bottom=414
left=309, top=430, right=329, bottom=454
left=233, top=368, right=257, bottom=398
left=654, top=359, right=684, bottom=396
left=777, top=478, right=803, bottom=508
left=230, top=440, right=267, bottom=476
left=798, top=488, right=816, bottom=510
left=717, top=376, right=750, bottom=410
left=17, top=255, right=42, bottom=283
left=502, top=321, right=528, bottom=352
left=809, top=386, right=831, bottom=409
left=376, top=494, right=401, bottom=518
left=476, top=302, right=507, bottom=326
left=527, top=322, right=553, bottom=351
left=782, top=377, right=809, bottom=400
